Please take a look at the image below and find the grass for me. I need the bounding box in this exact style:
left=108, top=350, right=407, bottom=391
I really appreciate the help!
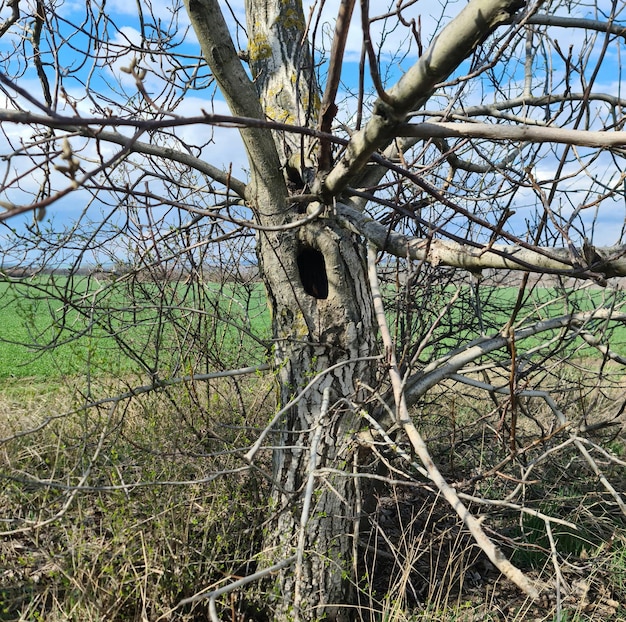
left=1, top=273, right=625, bottom=620
left=362, top=359, right=626, bottom=622
left=2, top=275, right=626, bottom=381
left=1, top=382, right=625, bottom=621
left=0, top=275, right=271, bottom=379
left=0, top=272, right=273, bottom=618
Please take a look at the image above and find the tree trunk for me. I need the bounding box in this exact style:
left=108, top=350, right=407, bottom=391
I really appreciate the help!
left=184, top=1, right=378, bottom=616
left=256, top=213, right=377, bottom=620
left=240, top=2, right=379, bottom=611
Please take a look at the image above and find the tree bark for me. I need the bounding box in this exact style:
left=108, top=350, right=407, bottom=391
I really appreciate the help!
left=245, top=0, right=320, bottom=164
left=255, top=212, right=377, bottom=620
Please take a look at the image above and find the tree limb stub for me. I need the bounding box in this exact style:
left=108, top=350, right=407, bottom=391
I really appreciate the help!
left=322, top=0, right=526, bottom=199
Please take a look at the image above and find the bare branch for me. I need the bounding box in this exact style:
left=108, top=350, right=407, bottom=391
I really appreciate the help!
left=404, top=309, right=626, bottom=405
left=337, top=202, right=626, bottom=278
left=318, top=0, right=356, bottom=170
left=525, top=13, right=626, bottom=39
left=418, top=92, right=626, bottom=121
left=175, top=555, right=297, bottom=615
left=322, top=0, right=525, bottom=198
left=0, top=0, right=20, bottom=38
left=31, top=0, right=52, bottom=107
left=367, top=244, right=542, bottom=601
left=183, top=0, right=285, bottom=199
left=0, top=108, right=249, bottom=198
left=399, top=121, right=626, bottom=148
left=294, top=386, right=331, bottom=620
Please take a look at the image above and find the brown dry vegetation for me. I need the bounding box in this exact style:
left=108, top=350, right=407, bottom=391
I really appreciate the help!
left=359, top=364, right=626, bottom=621
left=0, top=375, right=274, bottom=621
left=0, top=365, right=625, bottom=621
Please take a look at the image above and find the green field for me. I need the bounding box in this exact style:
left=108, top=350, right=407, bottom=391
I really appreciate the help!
left=1, top=275, right=625, bottom=379
left=0, top=276, right=271, bottom=379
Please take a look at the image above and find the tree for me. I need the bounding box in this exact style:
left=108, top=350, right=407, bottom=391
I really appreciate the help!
left=1, top=0, right=626, bottom=620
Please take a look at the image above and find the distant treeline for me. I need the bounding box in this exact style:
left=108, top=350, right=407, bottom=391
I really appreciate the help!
left=2, top=264, right=624, bottom=289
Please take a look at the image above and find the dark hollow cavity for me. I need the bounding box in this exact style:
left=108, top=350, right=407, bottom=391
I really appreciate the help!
left=297, top=247, right=329, bottom=299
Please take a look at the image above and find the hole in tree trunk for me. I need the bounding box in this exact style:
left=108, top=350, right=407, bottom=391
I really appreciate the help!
left=297, top=247, right=328, bottom=299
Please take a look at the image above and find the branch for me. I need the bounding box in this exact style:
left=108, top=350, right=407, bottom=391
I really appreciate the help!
left=419, top=92, right=626, bottom=120
left=175, top=555, right=297, bottom=617
left=0, top=108, right=248, bottom=198
left=399, top=121, right=626, bottom=148
left=183, top=0, right=285, bottom=201
left=318, top=0, right=356, bottom=170
left=525, top=14, right=626, bottom=40
left=95, top=129, right=248, bottom=198
left=294, top=386, right=331, bottom=619
left=32, top=0, right=51, bottom=107
left=243, top=0, right=318, bottom=161
left=0, top=363, right=272, bottom=447
left=469, top=373, right=626, bottom=519
left=352, top=93, right=626, bottom=204
left=367, top=244, right=542, bottom=601
left=403, top=309, right=626, bottom=406
left=0, top=0, right=20, bottom=38
left=336, top=202, right=626, bottom=278
left=322, top=0, right=525, bottom=198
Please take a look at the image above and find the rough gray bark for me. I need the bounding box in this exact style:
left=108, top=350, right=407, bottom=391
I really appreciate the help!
left=257, top=219, right=377, bottom=620
left=244, top=0, right=319, bottom=161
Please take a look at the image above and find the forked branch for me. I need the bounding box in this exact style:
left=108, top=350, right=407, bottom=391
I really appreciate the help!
left=323, top=0, right=526, bottom=198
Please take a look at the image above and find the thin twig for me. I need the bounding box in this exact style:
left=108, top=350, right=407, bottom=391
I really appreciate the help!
left=293, top=386, right=330, bottom=620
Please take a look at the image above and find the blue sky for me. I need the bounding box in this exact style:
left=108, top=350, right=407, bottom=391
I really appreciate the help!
left=0, top=0, right=625, bottom=264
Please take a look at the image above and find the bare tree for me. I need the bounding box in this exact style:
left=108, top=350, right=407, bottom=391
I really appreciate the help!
left=1, top=0, right=626, bottom=619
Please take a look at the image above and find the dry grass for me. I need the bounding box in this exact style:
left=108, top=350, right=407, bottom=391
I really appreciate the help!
left=0, top=365, right=625, bottom=621
left=0, top=374, right=275, bottom=621
left=355, top=361, right=626, bottom=621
